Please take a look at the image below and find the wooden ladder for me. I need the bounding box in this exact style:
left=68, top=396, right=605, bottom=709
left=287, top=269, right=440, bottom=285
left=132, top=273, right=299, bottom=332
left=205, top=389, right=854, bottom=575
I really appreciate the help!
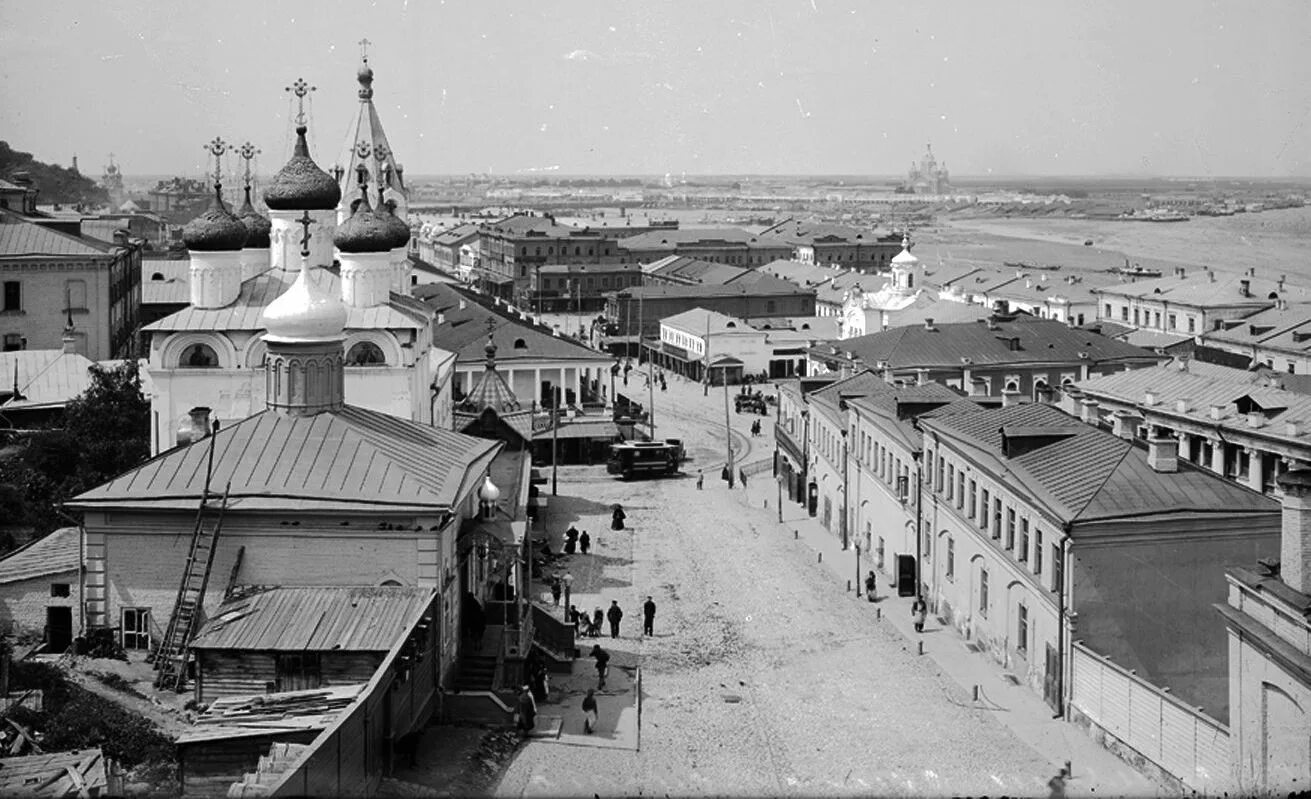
left=154, top=482, right=230, bottom=692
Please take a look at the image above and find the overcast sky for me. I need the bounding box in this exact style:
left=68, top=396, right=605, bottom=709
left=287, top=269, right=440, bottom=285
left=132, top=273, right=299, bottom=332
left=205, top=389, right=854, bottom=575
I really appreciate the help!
left=3, top=0, right=1309, bottom=178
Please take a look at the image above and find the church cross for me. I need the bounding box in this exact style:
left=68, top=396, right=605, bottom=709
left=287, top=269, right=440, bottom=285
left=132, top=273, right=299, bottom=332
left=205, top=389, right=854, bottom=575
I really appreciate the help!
left=297, top=211, right=313, bottom=257
left=202, top=137, right=229, bottom=185
left=285, top=78, right=316, bottom=127
left=237, top=141, right=260, bottom=187
left=359, top=38, right=372, bottom=62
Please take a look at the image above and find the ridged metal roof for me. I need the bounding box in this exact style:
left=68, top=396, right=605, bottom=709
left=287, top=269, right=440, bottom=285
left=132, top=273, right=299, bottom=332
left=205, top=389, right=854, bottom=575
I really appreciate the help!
left=191, top=586, right=433, bottom=651
left=0, top=350, right=97, bottom=411
left=67, top=405, right=501, bottom=513
left=0, top=212, right=113, bottom=257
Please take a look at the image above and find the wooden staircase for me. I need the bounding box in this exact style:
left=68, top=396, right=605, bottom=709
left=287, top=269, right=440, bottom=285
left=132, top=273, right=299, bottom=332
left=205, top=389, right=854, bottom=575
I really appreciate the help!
left=453, top=654, right=497, bottom=692
left=154, top=482, right=230, bottom=692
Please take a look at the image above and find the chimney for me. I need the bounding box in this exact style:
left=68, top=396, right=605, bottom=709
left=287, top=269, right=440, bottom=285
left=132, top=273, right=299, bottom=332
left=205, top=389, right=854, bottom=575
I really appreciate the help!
left=1146, top=435, right=1179, bottom=473
left=1240, top=279, right=1251, bottom=297
left=1248, top=412, right=1266, bottom=429
left=1209, top=270, right=1216, bottom=283
left=459, top=298, right=467, bottom=311
left=916, top=368, right=930, bottom=387
left=1001, top=388, right=1022, bottom=407
left=60, top=329, right=78, bottom=354
left=437, top=311, right=446, bottom=326
left=1143, top=388, right=1158, bottom=406
left=1035, top=383, right=1056, bottom=405
left=1209, top=404, right=1224, bottom=420
left=1175, top=398, right=1190, bottom=414
left=176, top=406, right=213, bottom=446
left=1080, top=398, right=1100, bottom=425
left=969, top=377, right=989, bottom=397
left=1111, top=411, right=1141, bottom=440
left=1277, top=469, right=1311, bottom=594
left=1287, top=420, right=1302, bottom=437
left=924, top=317, right=935, bottom=331
left=879, top=361, right=894, bottom=384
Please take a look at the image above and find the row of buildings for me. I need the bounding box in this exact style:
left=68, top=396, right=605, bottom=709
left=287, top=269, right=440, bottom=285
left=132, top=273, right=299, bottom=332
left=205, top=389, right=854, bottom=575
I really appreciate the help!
left=773, top=313, right=1311, bottom=793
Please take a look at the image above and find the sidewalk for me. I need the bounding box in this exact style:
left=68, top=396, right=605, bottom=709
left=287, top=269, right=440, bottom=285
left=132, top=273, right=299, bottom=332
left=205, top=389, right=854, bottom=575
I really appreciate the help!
left=733, top=470, right=1168, bottom=798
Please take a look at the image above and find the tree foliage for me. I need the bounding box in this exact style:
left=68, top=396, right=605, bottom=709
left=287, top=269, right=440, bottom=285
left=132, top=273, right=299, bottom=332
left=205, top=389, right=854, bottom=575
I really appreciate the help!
left=0, top=141, right=108, bottom=206
left=0, top=361, right=149, bottom=546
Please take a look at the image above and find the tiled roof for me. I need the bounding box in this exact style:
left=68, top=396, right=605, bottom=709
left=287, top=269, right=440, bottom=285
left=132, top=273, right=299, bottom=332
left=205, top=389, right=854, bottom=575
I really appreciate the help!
left=1076, top=360, right=1311, bottom=443
left=0, top=527, right=79, bottom=583
left=0, top=350, right=98, bottom=410
left=0, top=211, right=113, bottom=257
left=848, top=382, right=973, bottom=450
left=922, top=403, right=1277, bottom=525
left=810, top=316, right=1162, bottom=369
left=67, top=405, right=502, bottom=514
left=144, top=266, right=430, bottom=333
left=191, top=586, right=433, bottom=651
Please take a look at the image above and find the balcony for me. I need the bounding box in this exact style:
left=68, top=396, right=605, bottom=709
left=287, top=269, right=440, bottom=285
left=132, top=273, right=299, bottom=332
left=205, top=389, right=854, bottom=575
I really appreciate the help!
left=775, top=422, right=803, bottom=464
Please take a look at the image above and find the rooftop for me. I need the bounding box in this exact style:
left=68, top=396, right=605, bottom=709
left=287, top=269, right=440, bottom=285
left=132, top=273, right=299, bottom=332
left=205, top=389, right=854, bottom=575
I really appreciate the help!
left=0, top=749, right=108, bottom=797
left=67, top=405, right=502, bottom=514
left=418, top=283, right=610, bottom=364
left=921, top=403, right=1278, bottom=526
left=0, top=350, right=99, bottom=411
left=610, top=282, right=813, bottom=300
left=661, top=307, right=753, bottom=336
left=0, top=210, right=116, bottom=258
left=1095, top=270, right=1293, bottom=309
left=0, top=526, right=79, bottom=583
left=178, top=684, right=367, bottom=745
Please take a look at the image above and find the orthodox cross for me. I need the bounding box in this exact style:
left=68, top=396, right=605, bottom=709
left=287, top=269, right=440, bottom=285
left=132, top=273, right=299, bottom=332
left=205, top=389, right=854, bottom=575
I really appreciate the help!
left=202, top=136, right=228, bottom=186
left=237, top=141, right=260, bottom=187
left=297, top=211, right=313, bottom=258
left=285, top=78, right=316, bottom=127
left=359, top=38, right=372, bottom=62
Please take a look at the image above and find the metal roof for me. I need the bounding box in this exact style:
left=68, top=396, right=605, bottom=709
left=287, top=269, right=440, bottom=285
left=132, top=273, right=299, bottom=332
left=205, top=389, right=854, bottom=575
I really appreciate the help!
left=143, top=266, right=430, bottom=333
left=191, top=586, right=433, bottom=652
left=810, top=316, right=1163, bottom=370
left=531, top=417, right=619, bottom=440
left=421, top=284, right=610, bottom=364
left=921, top=403, right=1278, bottom=526
left=0, top=527, right=79, bottom=584
left=141, top=259, right=192, bottom=305
left=67, top=405, right=502, bottom=514
left=0, top=211, right=114, bottom=257
left=0, top=350, right=98, bottom=411
left=661, top=308, right=749, bottom=336
left=1095, top=271, right=1290, bottom=308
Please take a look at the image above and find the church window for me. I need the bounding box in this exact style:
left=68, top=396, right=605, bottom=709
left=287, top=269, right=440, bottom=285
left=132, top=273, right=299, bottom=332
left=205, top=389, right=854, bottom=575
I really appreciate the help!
left=346, top=341, right=387, bottom=366
left=513, top=338, right=527, bottom=349
left=180, top=343, right=219, bottom=368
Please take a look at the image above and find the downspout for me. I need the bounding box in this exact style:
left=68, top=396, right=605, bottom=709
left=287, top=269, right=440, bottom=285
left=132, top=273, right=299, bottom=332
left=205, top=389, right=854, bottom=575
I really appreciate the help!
left=1055, top=523, right=1072, bottom=719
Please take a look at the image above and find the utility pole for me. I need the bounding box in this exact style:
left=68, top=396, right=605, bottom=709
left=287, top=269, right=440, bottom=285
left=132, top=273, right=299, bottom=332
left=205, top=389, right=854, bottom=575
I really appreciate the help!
left=648, top=343, right=657, bottom=440
left=551, top=385, right=560, bottom=496
left=702, top=313, right=711, bottom=397
left=722, top=370, right=735, bottom=488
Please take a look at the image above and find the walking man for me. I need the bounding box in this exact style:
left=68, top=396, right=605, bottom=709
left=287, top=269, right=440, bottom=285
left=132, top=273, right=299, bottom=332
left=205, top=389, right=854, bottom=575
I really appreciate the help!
left=696, top=470, right=704, bottom=490
left=912, top=596, right=928, bottom=633
left=579, top=530, right=591, bottom=555
left=607, top=600, right=624, bottom=638
left=582, top=688, right=599, bottom=734
left=516, top=685, right=536, bottom=735
left=550, top=576, right=562, bottom=606
left=864, top=571, right=877, bottom=603
left=591, top=644, right=610, bottom=690
left=642, top=595, right=656, bottom=636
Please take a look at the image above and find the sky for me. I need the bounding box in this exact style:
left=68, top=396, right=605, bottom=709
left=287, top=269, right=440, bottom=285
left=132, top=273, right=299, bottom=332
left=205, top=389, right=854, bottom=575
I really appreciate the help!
left=2, top=0, right=1310, bottom=178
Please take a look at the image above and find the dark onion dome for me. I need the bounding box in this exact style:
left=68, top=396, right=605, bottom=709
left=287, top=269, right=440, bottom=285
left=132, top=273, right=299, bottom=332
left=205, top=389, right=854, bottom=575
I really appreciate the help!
left=182, top=183, right=249, bottom=251
left=237, top=185, right=271, bottom=248
left=379, top=198, right=411, bottom=249
left=263, top=125, right=342, bottom=211
left=333, top=193, right=394, bottom=253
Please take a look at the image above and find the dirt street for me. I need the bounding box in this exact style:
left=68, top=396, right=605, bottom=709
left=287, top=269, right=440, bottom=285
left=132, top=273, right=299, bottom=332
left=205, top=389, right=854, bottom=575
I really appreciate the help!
left=495, top=374, right=1060, bottom=797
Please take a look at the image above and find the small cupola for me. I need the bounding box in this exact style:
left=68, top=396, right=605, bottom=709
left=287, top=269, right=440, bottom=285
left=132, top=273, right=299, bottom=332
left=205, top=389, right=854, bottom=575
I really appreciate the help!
left=263, top=117, right=342, bottom=212
left=182, top=182, right=248, bottom=252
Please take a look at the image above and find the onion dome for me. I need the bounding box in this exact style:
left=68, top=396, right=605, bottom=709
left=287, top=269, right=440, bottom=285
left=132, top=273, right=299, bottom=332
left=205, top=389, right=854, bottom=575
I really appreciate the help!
left=236, top=186, right=271, bottom=248
left=357, top=60, right=375, bottom=100
left=333, top=191, right=394, bottom=253
left=263, top=126, right=342, bottom=211
left=378, top=198, right=411, bottom=249
left=261, top=256, right=348, bottom=342
left=891, top=234, right=919, bottom=266
left=478, top=475, right=501, bottom=503
left=182, top=183, right=249, bottom=251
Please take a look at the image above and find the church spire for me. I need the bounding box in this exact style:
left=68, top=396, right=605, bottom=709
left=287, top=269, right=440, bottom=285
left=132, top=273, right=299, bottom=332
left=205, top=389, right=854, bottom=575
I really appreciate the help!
left=336, top=47, right=407, bottom=224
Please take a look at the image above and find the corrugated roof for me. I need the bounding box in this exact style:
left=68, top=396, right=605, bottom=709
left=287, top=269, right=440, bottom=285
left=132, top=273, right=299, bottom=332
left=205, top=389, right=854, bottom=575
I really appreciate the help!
left=192, top=586, right=433, bottom=651
left=0, top=350, right=98, bottom=411
left=0, top=211, right=113, bottom=257
left=922, top=403, right=1277, bottom=525
left=0, top=527, right=79, bottom=583
left=810, top=316, right=1162, bottom=370
left=67, top=405, right=502, bottom=513
left=144, top=266, right=429, bottom=333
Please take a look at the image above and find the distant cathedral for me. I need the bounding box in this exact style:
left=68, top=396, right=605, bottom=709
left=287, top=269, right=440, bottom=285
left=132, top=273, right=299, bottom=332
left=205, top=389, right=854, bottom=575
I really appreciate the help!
left=903, top=144, right=951, bottom=195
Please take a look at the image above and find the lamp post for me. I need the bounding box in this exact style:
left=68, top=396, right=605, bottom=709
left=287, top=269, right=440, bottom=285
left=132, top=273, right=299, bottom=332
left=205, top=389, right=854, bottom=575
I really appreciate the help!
left=776, top=473, right=783, bottom=523
left=551, top=386, right=560, bottom=496
left=562, top=571, right=574, bottom=622
left=722, top=368, right=735, bottom=488
left=856, top=544, right=862, bottom=598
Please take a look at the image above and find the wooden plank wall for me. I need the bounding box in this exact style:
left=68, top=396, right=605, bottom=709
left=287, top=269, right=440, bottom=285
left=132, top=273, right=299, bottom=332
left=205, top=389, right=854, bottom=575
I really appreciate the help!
left=197, top=652, right=276, bottom=704
left=179, top=731, right=318, bottom=798
left=1070, top=642, right=1229, bottom=793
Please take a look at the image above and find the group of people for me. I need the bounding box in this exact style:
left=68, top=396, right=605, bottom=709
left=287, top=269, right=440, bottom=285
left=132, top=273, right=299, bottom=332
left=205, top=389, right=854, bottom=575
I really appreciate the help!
left=562, top=526, right=590, bottom=555
left=749, top=419, right=763, bottom=437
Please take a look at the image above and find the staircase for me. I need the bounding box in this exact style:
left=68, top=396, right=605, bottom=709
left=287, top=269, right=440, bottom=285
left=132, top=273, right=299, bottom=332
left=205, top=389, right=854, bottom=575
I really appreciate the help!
left=155, top=482, right=230, bottom=692
left=453, top=654, right=497, bottom=692
left=226, top=742, right=309, bottom=797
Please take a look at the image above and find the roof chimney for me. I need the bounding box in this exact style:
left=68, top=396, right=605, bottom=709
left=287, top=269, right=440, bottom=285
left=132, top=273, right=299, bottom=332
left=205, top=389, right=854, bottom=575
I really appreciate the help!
left=176, top=406, right=213, bottom=447
left=1277, top=469, right=1311, bottom=594
left=1111, top=410, right=1141, bottom=440
left=1146, top=434, right=1179, bottom=473
left=1287, top=420, right=1302, bottom=438
left=1143, top=388, right=1158, bottom=406
left=1001, top=388, right=1022, bottom=407
left=1080, top=398, right=1100, bottom=425
left=60, top=329, right=78, bottom=355
left=924, top=318, right=935, bottom=331
left=1240, top=278, right=1251, bottom=297
left=916, top=368, right=930, bottom=387
left=969, top=377, right=989, bottom=397
left=1209, top=404, right=1224, bottom=421
left=1175, top=397, right=1190, bottom=414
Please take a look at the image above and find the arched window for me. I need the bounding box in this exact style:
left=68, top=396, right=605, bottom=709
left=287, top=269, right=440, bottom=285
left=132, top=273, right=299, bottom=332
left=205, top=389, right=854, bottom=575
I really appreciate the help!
left=180, top=343, right=219, bottom=368
left=151, top=272, right=166, bottom=281
left=513, top=338, right=528, bottom=349
left=346, top=341, right=387, bottom=366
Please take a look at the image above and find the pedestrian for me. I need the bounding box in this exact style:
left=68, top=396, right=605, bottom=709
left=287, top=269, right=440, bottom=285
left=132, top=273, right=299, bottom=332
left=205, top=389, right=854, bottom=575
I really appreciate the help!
left=516, top=685, right=536, bottom=734
left=643, top=595, right=656, bottom=636
left=864, top=571, right=877, bottom=603
left=696, top=469, right=704, bottom=490
left=582, top=688, right=599, bottom=734
left=569, top=605, right=581, bottom=633
left=579, top=530, right=591, bottom=555
left=550, top=576, right=562, bottom=606
left=531, top=661, right=549, bottom=703
left=607, top=600, right=624, bottom=638
left=912, top=596, right=928, bottom=633
left=611, top=505, right=626, bottom=531
left=592, top=607, right=604, bottom=637
left=564, top=527, right=578, bottom=555
left=590, top=644, right=610, bottom=690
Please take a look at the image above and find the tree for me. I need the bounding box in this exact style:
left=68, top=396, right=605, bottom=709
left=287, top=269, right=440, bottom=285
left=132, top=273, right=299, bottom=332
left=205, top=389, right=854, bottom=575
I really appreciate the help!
left=0, top=361, right=148, bottom=546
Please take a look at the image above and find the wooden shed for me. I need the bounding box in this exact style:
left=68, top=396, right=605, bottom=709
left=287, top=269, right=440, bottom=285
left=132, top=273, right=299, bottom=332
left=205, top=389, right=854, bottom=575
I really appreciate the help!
left=189, top=586, right=436, bottom=705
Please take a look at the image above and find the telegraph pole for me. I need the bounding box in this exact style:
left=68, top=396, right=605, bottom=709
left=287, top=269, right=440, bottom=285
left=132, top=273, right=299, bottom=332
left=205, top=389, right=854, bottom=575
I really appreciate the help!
left=722, top=369, right=734, bottom=488
left=551, top=385, right=560, bottom=496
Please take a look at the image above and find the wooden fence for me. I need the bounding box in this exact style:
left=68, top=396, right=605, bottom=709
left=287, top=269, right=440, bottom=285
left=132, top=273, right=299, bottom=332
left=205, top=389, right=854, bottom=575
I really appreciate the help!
left=1070, top=641, right=1229, bottom=793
